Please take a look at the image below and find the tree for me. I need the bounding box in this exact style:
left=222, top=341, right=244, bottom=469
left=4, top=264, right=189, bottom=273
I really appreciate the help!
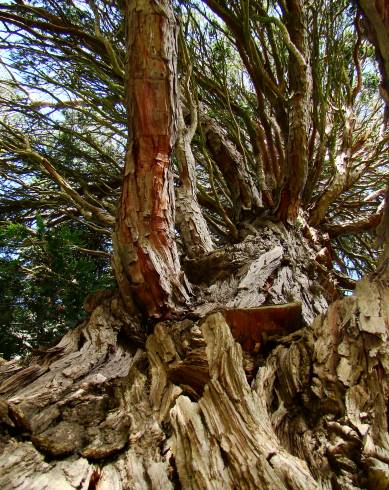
left=0, top=0, right=388, bottom=488
left=0, top=219, right=113, bottom=359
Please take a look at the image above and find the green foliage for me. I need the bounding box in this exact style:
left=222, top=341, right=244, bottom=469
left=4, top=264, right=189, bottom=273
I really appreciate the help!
left=334, top=232, right=380, bottom=279
left=0, top=219, right=113, bottom=359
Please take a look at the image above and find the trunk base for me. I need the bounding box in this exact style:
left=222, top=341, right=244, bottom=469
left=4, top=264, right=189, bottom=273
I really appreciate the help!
left=1, top=227, right=387, bottom=489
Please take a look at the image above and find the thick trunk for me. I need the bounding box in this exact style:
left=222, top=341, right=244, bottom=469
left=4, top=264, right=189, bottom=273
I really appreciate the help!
left=1, top=2, right=388, bottom=488
left=112, top=0, right=189, bottom=318
left=1, top=225, right=387, bottom=489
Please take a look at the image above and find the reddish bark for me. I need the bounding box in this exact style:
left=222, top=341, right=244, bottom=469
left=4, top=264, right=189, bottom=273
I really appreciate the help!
left=277, top=0, right=310, bottom=224
left=113, top=0, right=189, bottom=318
left=222, top=303, right=302, bottom=352
left=201, top=116, right=262, bottom=218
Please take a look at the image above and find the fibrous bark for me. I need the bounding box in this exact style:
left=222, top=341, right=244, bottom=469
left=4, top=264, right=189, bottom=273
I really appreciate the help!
left=189, top=221, right=330, bottom=324
left=113, top=0, right=189, bottom=318
left=309, top=106, right=355, bottom=226
left=277, top=0, right=311, bottom=224
left=2, top=225, right=386, bottom=489
left=175, top=88, right=214, bottom=257
left=201, top=114, right=262, bottom=220
left=0, top=0, right=388, bottom=487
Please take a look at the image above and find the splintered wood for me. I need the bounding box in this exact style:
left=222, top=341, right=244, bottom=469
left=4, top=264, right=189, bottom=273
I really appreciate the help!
left=0, top=243, right=387, bottom=489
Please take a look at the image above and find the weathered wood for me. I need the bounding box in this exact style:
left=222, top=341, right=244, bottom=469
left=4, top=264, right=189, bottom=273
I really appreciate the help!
left=222, top=302, right=302, bottom=352
left=0, top=270, right=389, bottom=489
left=0, top=296, right=173, bottom=489
left=175, top=97, right=214, bottom=257
left=201, top=114, right=262, bottom=220
left=375, top=184, right=389, bottom=274
left=0, top=0, right=388, bottom=488
left=191, top=222, right=329, bottom=324
left=169, top=312, right=317, bottom=490
left=0, top=226, right=387, bottom=489
left=308, top=105, right=355, bottom=226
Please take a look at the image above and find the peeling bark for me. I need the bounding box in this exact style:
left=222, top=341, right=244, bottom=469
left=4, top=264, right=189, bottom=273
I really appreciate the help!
left=277, top=0, right=311, bottom=225
left=309, top=106, right=355, bottom=226
left=1, top=249, right=387, bottom=488
left=323, top=210, right=383, bottom=238
left=0, top=1, right=388, bottom=488
left=374, top=184, right=389, bottom=276
left=112, top=0, right=190, bottom=318
left=190, top=222, right=329, bottom=325
left=0, top=294, right=172, bottom=489
left=175, top=92, right=214, bottom=257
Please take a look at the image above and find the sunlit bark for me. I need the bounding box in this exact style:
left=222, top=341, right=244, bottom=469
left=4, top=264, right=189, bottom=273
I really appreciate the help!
left=0, top=1, right=388, bottom=489
left=113, top=0, right=190, bottom=317
left=1, top=227, right=388, bottom=489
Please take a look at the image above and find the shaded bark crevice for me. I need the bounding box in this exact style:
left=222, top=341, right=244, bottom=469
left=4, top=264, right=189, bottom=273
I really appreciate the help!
left=200, top=114, right=263, bottom=221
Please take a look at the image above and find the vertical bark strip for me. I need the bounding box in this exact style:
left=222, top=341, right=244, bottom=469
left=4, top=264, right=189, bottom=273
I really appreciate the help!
left=201, top=115, right=262, bottom=220
left=278, top=0, right=311, bottom=225
left=175, top=92, right=214, bottom=257
left=309, top=106, right=355, bottom=226
left=113, top=0, right=189, bottom=317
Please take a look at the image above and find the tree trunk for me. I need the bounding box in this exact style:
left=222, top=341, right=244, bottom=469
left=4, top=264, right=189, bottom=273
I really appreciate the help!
left=175, top=89, right=214, bottom=258
left=277, top=0, right=311, bottom=224
left=1, top=1, right=388, bottom=488
left=112, top=0, right=189, bottom=318
left=200, top=113, right=262, bottom=221
left=1, top=224, right=388, bottom=489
